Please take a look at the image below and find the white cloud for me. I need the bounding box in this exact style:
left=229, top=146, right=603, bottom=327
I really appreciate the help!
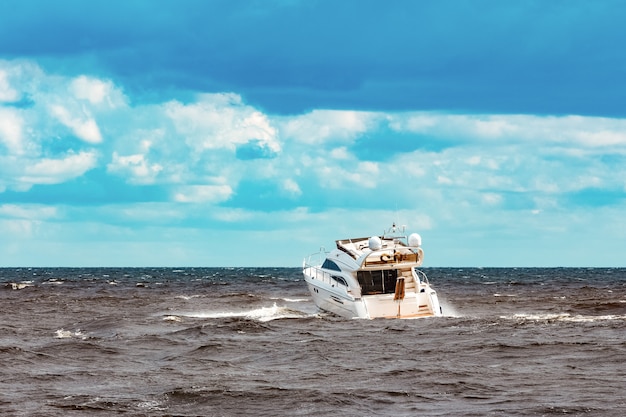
left=0, top=69, right=19, bottom=102
left=573, top=129, right=626, bottom=147
left=0, top=219, right=40, bottom=239
left=115, top=203, right=185, bottom=223
left=387, top=112, right=626, bottom=150
left=0, top=107, right=25, bottom=155
left=466, top=155, right=482, bottom=166
left=282, top=178, right=302, bottom=197
left=70, top=75, right=117, bottom=106
left=164, top=93, right=280, bottom=153
left=388, top=113, right=525, bottom=140
left=330, top=146, right=351, bottom=159
left=0, top=59, right=44, bottom=102
left=0, top=204, right=58, bottom=220
left=315, top=160, right=380, bottom=189
left=49, top=104, right=103, bottom=144
left=212, top=208, right=254, bottom=222
left=471, top=117, right=519, bottom=138
left=107, top=152, right=163, bottom=184
left=172, top=185, right=233, bottom=203
left=15, top=151, right=98, bottom=186
left=0, top=61, right=121, bottom=191
left=279, top=110, right=379, bottom=144
left=482, top=193, right=503, bottom=205
left=437, top=175, right=453, bottom=185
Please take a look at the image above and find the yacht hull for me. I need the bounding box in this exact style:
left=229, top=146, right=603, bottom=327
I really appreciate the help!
left=303, top=271, right=441, bottom=319
left=304, top=278, right=366, bottom=318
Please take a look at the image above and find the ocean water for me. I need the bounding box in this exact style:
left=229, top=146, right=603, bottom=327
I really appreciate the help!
left=1, top=267, right=625, bottom=416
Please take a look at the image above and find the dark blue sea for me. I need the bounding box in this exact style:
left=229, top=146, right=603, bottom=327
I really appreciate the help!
left=1, top=267, right=625, bottom=416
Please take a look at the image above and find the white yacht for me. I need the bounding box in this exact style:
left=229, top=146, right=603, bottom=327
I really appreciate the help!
left=303, top=223, right=442, bottom=319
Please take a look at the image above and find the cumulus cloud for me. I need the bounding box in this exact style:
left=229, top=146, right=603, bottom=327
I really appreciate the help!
left=0, top=69, right=19, bottom=102
left=387, top=112, right=626, bottom=150
left=235, top=139, right=279, bottom=160
left=316, top=160, right=380, bottom=189
left=0, top=219, right=40, bottom=239
left=102, top=92, right=286, bottom=188
left=0, top=151, right=97, bottom=192
left=279, top=110, right=380, bottom=144
left=107, top=152, right=163, bottom=184
left=16, top=151, right=98, bottom=186
left=282, top=178, right=302, bottom=197
left=172, top=185, right=233, bottom=204
left=0, top=107, right=25, bottom=154
left=49, top=104, right=103, bottom=144
left=482, top=193, right=503, bottom=205
left=0, top=204, right=58, bottom=220
left=164, top=93, right=280, bottom=154
left=329, top=146, right=351, bottom=160
left=0, top=60, right=134, bottom=192
left=70, top=75, right=117, bottom=106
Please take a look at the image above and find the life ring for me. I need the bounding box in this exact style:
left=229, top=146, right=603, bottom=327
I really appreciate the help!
left=380, top=253, right=393, bottom=262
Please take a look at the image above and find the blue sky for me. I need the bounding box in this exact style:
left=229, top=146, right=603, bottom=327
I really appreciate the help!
left=1, top=0, right=625, bottom=267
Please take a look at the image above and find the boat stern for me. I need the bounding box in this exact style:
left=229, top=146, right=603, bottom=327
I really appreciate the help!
left=362, top=286, right=442, bottom=319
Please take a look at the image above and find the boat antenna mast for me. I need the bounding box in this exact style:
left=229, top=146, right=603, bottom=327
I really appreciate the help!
left=384, top=222, right=406, bottom=238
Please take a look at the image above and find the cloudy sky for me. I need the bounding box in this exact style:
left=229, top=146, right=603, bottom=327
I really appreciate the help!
left=1, top=0, right=625, bottom=267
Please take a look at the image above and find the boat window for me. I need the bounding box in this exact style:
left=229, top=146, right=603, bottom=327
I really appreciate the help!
left=357, top=269, right=398, bottom=295
left=331, top=275, right=348, bottom=286
left=321, top=259, right=341, bottom=272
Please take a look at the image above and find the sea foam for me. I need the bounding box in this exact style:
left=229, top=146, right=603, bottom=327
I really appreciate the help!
left=176, top=303, right=311, bottom=322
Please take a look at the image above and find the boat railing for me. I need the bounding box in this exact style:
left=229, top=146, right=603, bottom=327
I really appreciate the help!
left=303, top=250, right=349, bottom=290
left=304, top=265, right=349, bottom=289
left=303, top=247, right=326, bottom=269
left=413, top=268, right=429, bottom=285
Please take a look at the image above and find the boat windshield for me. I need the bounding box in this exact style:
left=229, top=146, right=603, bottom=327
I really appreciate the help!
left=321, top=258, right=341, bottom=271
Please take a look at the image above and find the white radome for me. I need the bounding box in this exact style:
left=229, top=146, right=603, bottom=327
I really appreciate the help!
left=368, top=235, right=382, bottom=250
left=408, top=233, right=422, bottom=247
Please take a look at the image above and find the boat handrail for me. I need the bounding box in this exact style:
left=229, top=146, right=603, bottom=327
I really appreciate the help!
left=303, top=247, right=327, bottom=268
left=413, top=268, right=429, bottom=285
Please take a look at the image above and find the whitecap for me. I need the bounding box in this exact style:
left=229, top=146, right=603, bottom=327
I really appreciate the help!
left=55, top=329, right=86, bottom=339
left=55, top=329, right=73, bottom=339
left=271, top=297, right=309, bottom=302
left=501, top=313, right=626, bottom=323
left=175, top=295, right=201, bottom=300
left=178, top=303, right=312, bottom=322
left=8, top=282, right=34, bottom=290
left=136, top=400, right=166, bottom=411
